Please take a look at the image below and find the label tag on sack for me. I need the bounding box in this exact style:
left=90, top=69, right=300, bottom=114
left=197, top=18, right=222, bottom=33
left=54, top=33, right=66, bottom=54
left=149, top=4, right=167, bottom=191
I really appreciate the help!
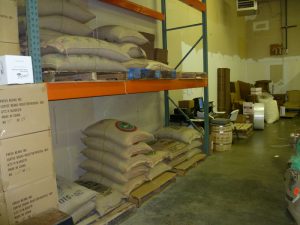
left=115, top=121, right=137, bottom=132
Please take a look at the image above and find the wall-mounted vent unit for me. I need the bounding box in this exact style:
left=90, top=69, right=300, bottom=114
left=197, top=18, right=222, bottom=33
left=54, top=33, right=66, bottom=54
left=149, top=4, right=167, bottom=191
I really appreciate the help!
left=237, top=0, right=258, bottom=16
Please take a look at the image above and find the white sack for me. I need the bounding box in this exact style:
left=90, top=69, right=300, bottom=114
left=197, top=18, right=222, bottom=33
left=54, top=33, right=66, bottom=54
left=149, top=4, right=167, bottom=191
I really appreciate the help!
left=96, top=190, right=125, bottom=216
left=42, top=36, right=131, bottom=62
left=82, top=148, right=152, bottom=173
left=42, top=54, right=127, bottom=72
left=57, top=176, right=97, bottom=215
left=93, top=25, right=148, bottom=45
left=81, top=137, right=153, bottom=159
left=17, top=0, right=95, bottom=23
left=83, top=119, right=154, bottom=147
left=80, top=172, right=146, bottom=196
left=155, top=126, right=202, bottom=144
left=71, top=201, right=96, bottom=224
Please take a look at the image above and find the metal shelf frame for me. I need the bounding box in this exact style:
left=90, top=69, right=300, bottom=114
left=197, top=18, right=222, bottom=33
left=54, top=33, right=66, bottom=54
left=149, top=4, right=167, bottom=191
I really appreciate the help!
left=25, top=0, right=209, bottom=154
left=161, top=0, right=209, bottom=154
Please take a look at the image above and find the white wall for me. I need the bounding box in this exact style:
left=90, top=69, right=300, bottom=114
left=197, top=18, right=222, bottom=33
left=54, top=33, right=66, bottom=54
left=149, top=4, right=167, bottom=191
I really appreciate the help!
left=50, top=93, right=164, bottom=181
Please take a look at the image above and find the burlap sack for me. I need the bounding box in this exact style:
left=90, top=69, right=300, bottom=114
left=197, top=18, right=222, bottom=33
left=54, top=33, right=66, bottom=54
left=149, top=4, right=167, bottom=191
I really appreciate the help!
left=82, top=148, right=152, bottom=173
left=17, top=0, right=95, bottom=23
left=155, top=126, right=202, bottom=144
left=146, top=162, right=171, bottom=181
left=41, top=36, right=131, bottom=62
left=92, top=25, right=148, bottom=45
left=79, top=172, right=146, bottom=196
left=80, top=160, right=148, bottom=184
left=42, top=54, right=127, bottom=72
left=81, top=137, right=153, bottom=159
left=83, top=119, right=154, bottom=147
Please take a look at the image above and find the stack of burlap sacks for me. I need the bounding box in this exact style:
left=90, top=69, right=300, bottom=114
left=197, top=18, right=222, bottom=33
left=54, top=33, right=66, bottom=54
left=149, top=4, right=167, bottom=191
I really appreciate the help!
left=152, top=126, right=203, bottom=168
left=17, top=0, right=172, bottom=74
left=79, top=119, right=170, bottom=197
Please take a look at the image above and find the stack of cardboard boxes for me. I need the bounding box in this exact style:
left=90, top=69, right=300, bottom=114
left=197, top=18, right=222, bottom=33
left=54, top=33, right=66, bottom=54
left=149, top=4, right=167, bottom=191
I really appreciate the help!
left=0, top=84, right=58, bottom=225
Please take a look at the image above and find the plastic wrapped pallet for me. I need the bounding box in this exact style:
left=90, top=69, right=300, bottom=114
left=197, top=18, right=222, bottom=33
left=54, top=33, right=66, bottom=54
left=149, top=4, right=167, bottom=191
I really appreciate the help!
left=83, top=119, right=154, bottom=147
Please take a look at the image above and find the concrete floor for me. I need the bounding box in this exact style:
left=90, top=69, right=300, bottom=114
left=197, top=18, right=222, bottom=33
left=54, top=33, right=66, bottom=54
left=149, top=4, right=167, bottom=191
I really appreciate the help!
left=121, top=116, right=300, bottom=225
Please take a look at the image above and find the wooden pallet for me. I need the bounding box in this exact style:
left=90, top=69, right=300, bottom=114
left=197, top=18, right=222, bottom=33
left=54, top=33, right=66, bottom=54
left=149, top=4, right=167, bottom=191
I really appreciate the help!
left=172, top=153, right=206, bottom=176
left=129, top=172, right=176, bottom=207
left=234, top=123, right=253, bottom=139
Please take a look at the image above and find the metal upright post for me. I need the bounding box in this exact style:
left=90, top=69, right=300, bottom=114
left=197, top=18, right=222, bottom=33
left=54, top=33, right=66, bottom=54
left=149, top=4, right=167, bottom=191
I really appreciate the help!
left=161, top=0, right=169, bottom=127
left=26, top=0, right=42, bottom=83
left=202, top=0, right=210, bottom=154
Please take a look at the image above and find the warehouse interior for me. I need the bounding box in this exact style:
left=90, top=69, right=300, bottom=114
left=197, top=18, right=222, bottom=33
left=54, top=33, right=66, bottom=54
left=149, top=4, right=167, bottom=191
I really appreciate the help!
left=0, top=0, right=300, bottom=224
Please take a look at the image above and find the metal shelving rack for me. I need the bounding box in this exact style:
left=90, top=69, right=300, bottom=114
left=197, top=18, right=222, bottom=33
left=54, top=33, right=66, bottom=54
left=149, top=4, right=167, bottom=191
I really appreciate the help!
left=161, top=0, right=209, bottom=154
left=25, top=0, right=209, bottom=154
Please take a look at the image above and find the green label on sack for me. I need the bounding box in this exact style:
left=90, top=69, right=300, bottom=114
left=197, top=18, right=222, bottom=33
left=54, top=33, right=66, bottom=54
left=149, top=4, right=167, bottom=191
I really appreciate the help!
left=115, top=121, right=137, bottom=132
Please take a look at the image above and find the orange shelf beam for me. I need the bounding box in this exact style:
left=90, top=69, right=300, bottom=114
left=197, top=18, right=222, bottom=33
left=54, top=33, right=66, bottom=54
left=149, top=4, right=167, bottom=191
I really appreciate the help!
left=126, top=79, right=207, bottom=94
left=178, top=0, right=206, bottom=12
left=47, top=81, right=126, bottom=100
left=100, top=0, right=165, bottom=21
left=47, top=79, right=208, bottom=101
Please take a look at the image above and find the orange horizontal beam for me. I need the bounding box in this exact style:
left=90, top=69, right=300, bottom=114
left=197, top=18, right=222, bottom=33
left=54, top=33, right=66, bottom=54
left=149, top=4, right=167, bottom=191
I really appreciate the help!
left=126, top=79, right=208, bottom=94
left=179, top=0, right=206, bottom=12
left=47, top=79, right=208, bottom=101
left=47, top=81, right=126, bottom=100
left=100, top=0, right=165, bottom=21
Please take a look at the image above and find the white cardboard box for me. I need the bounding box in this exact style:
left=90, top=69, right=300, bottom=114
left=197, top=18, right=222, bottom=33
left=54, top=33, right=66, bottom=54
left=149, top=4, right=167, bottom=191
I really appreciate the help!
left=0, top=84, right=51, bottom=139
left=243, top=102, right=254, bottom=115
left=0, top=176, right=58, bottom=225
left=0, top=56, right=33, bottom=84
left=0, top=130, right=55, bottom=192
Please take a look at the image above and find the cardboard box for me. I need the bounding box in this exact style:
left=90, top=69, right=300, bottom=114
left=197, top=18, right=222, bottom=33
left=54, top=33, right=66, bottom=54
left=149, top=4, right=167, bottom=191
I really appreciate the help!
left=0, top=0, right=19, bottom=44
left=154, top=48, right=168, bottom=64
left=0, top=84, right=51, bottom=139
left=243, top=102, right=254, bottom=115
left=178, top=100, right=194, bottom=109
left=0, top=130, right=55, bottom=192
left=0, top=43, right=20, bottom=56
left=0, top=56, right=33, bottom=84
left=0, top=176, right=58, bottom=225
left=140, top=32, right=155, bottom=60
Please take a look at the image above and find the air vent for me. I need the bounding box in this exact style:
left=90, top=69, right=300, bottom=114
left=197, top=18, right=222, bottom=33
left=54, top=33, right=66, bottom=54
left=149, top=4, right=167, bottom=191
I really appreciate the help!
left=237, top=0, right=257, bottom=16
